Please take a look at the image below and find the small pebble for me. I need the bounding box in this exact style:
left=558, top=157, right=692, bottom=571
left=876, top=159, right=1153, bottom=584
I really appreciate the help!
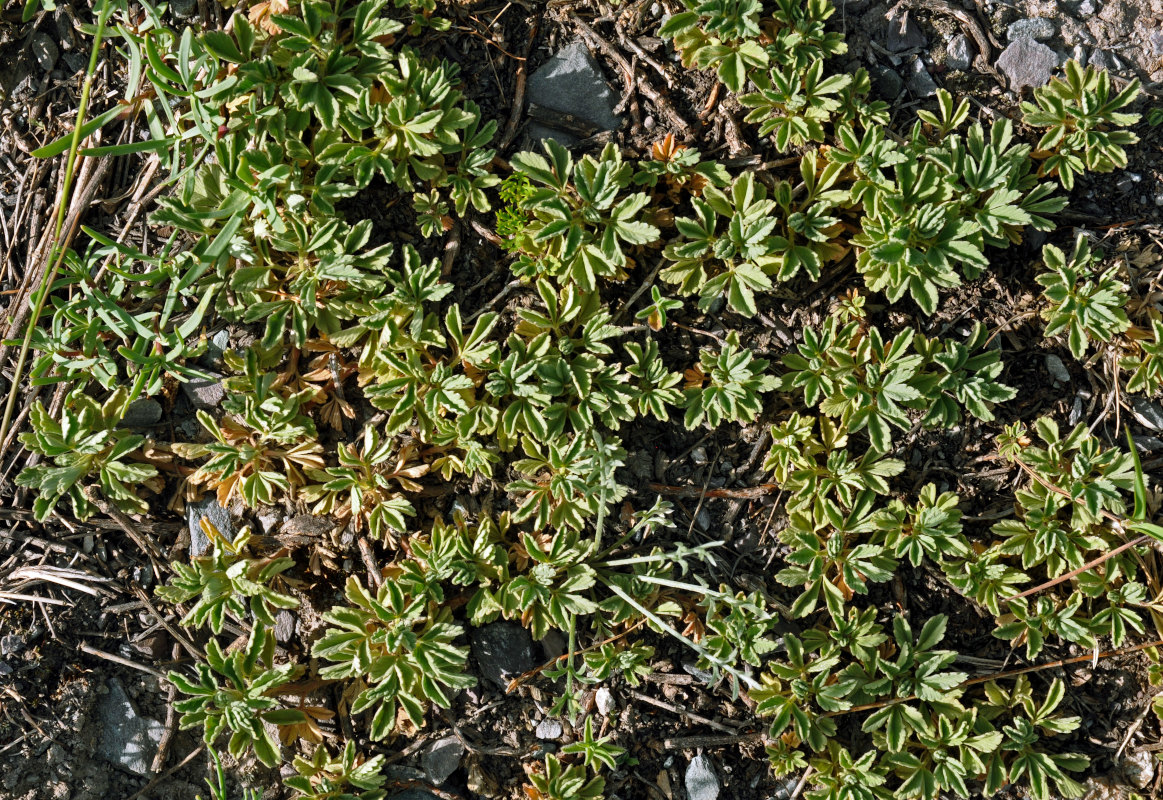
left=536, top=719, right=563, bottom=740
left=685, top=755, right=721, bottom=800
left=906, top=59, right=938, bottom=97
left=690, top=446, right=708, bottom=465
left=643, top=115, right=656, bottom=130
left=1007, top=17, right=1056, bottom=42
left=945, top=34, right=974, bottom=71
left=1045, top=354, right=1071, bottom=383
left=595, top=687, right=615, bottom=715
left=31, top=34, right=59, bottom=72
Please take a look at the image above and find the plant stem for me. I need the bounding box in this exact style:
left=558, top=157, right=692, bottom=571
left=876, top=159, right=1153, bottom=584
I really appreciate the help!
left=0, top=0, right=114, bottom=450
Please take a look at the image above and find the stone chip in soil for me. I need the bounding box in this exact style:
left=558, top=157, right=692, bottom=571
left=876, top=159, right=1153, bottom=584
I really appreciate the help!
left=186, top=495, right=233, bottom=557
left=526, top=40, right=622, bottom=146
left=996, top=38, right=1058, bottom=90
left=685, top=754, right=721, bottom=800
left=470, top=620, right=537, bottom=688
left=422, top=736, right=465, bottom=785
left=95, top=677, right=165, bottom=776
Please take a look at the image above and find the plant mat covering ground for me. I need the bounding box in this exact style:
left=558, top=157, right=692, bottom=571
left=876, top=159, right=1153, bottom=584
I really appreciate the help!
left=2, top=0, right=1163, bottom=798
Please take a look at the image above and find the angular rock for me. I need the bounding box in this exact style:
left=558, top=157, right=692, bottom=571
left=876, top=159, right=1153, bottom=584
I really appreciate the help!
left=170, top=0, right=198, bottom=18
left=31, top=34, right=59, bottom=72
left=186, top=496, right=233, bottom=557
left=535, top=719, right=563, bottom=740
left=120, top=399, right=163, bottom=428
left=1124, top=749, right=1155, bottom=789
left=685, top=754, right=720, bottom=800
left=1074, top=0, right=1096, bottom=15
left=1131, top=398, right=1163, bottom=432
left=871, top=65, right=904, bottom=98
left=1045, top=354, right=1071, bottom=383
left=527, top=40, right=621, bottom=146
left=180, top=372, right=225, bottom=409
left=945, top=34, right=974, bottom=71
left=470, top=621, right=536, bottom=688
left=886, top=9, right=927, bottom=52
left=422, top=736, right=465, bottom=785
left=199, top=329, right=231, bottom=369
left=1007, top=17, right=1056, bottom=41
left=906, top=59, right=938, bottom=97
left=96, top=678, right=165, bottom=776
left=996, top=38, right=1058, bottom=90
left=1151, top=31, right=1163, bottom=56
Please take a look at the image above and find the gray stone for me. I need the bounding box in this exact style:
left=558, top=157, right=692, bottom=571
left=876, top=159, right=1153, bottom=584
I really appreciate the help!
left=200, top=329, right=231, bottom=368
left=186, top=496, right=233, bottom=557
left=96, top=678, right=165, bottom=775
left=180, top=372, right=225, bottom=409
left=1133, top=436, right=1163, bottom=453
left=422, top=736, right=465, bottom=785
left=886, top=9, right=927, bottom=52
left=535, top=719, right=563, bottom=740
left=1151, top=31, right=1163, bottom=56
left=871, top=65, right=904, bottom=98
left=996, top=38, right=1058, bottom=90
left=170, top=0, right=198, bottom=19
left=120, top=399, right=163, bottom=428
left=469, top=621, right=536, bottom=688
left=685, top=754, right=720, bottom=800
left=1131, top=398, right=1163, bottom=432
left=946, top=34, right=974, bottom=71
left=1074, top=0, right=1096, bottom=15
left=1007, top=17, right=1056, bottom=41
left=1045, top=354, right=1071, bottom=383
left=527, top=40, right=621, bottom=146
left=1124, top=749, right=1155, bottom=789
left=31, top=34, right=58, bottom=72
left=1089, top=48, right=1123, bottom=72
left=907, top=59, right=938, bottom=97
left=1069, top=44, right=1087, bottom=67
left=273, top=610, right=297, bottom=644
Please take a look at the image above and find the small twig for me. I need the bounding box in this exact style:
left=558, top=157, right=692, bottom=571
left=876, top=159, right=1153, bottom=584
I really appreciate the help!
left=789, top=766, right=815, bottom=800
left=357, top=537, right=382, bottom=591
left=150, top=643, right=181, bottom=774
left=625, top=688, right=742, bottom=734
left=78, top=641, right=168, bottom=680
left=498, top=13, right=542, bottom=151
left=663, top=732, right=764, bottom=749
left=572, top=16, right=691, bottom=134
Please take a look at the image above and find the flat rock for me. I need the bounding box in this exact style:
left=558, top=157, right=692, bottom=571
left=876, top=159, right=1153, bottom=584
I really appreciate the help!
left=945, top=34, right=974, bottom=71
left=871, top=65, right=903, bottom=98
left=1131, top=398, right=1163, bottom=432
left=186, top=496, right=233, bottom=557
left=906, top=59, right=937, bottom=97
left=1007, top=17, right=1056, bottom=41
left=180, top=372, right=225, bottom=409
left=997, top=38, right=1058, bottom=90
left=31, top=34, right=58, bottom=72
left=685, top=754, right=720, bottom=800
left=422, top=736, right=465, bottom=785
left=469, top=621, right=536, bottom=688
left=96, top=678, right=164, bottom=776
left=120, top=399, right=163, bottom=428
left=886, top=9, right=927, bottom=51
left=535, top=719, right=563, bottom=740
left=526, top=40, right=621, bottom=146
left=1045, top=354, right=1071, bottom=383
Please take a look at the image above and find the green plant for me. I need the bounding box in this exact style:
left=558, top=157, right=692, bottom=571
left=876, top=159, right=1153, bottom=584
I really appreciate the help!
left=303, top=426, right=419, bottom=541
left=286, top=742, right=387, bottom=800
left=561, top=717, right=625, bottom=771
left=509, top=139, right=660, bottom=292
left=1036, top=233, right=1130, bottom=359
left=658, top=0, right=769, bottom=93
left=156, top=525, right=298, bottom=633
left=1121, top=316, right=1163, bottom=395
left=312, top=576, right=474, bottom=739
left=168, top=626, right=306, bottom=768
left=682, top=334, right=779, bottom=428
left=1022, top=59, right=1141, bottom=190
left=524, top=753, right=605, bottom=800
left=17, top=386, right=159, bottom=522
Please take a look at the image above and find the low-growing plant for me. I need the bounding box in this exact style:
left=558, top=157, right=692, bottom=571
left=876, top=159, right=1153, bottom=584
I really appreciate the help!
left=285, top=742, right=388, bottom=800
left=683, top=333, right=779, bottom=428
left=1022, top=59, right=1141, bottom=190
left=168, top=626, right=306, bottom=768
left=156, top=525, right=298, bottom=633
left=17, top=386, right=159, bottom=521
left=1037, top=233, right=1130, bottom=359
